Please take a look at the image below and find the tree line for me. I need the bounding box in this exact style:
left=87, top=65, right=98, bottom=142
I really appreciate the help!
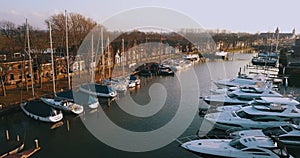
left=0, top=12, right=97, bottom=57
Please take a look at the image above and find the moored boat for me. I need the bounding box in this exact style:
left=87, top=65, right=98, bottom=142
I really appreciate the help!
left=230, top=124, right=300, bottom=146
left=40, top=97, right=84, bottom=115
left=181, top=136, right=292, bottom=158
left=80, top=83, right=117, bottom=98
left=204, top=99, right=300, bottom=131
left=20, top=101, right=63, bottom=123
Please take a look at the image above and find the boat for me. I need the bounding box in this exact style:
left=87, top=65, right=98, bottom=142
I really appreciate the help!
left=210, top=86, right=239, bottom=94
left=181, top=136, right=291, bottom=158
left=204, top=82, right=282, bottom=105
left=230, top=124, right=300, bottom=146
left=103, top=78, right=127, bottom=92
left=159, top=66, right=175, bottom=76
left=214, top=73, right=268, bottom=88
left=55, top=90, right=99, bottom=109
left=215, top=51, right=228, bottom=59
left=252, top=52, right=278, bottom=67
left=40, top=97, right=84, bottom=115
left=80, top=83, right=117, bottom=98
left=204, top=97, right=300, bottom=131
left=128, top=75, right=140, bottom=88
left=183, top=54, right=199, bottom=61
left=215, top=96, right=299, bottom=112
left=20, top=101, right=63, bottom=123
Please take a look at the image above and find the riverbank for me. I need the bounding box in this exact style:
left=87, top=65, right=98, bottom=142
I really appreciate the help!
left=0, top=78, right=70, bottom=115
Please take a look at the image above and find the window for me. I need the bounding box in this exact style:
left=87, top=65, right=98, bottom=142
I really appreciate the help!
left=10, top=74, right=14, bottom=80
left=236, top=110, right=253, bottom=119
left=18, top=64, right=22, bottom=69
left=18, top=74, right=22, bottom=80
left=263, top=127, right=286, bottom=136
left=14, top=53, right=21, bottom=58
left=281, top=126, right=293, bottom=133
left=228, top=92, right=237, bottom=98
left=229, top=139, right=247, bottom=149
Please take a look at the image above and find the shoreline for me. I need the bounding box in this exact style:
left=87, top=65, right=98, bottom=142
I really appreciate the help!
left=0, top=49, right=254, bottom=116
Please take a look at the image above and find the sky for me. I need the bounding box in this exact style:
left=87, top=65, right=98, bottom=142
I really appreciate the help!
left=0, top=0, right=299, bottom=33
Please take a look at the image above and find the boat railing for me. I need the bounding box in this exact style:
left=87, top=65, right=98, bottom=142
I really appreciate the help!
left=176, top=135, right=199, bottom=145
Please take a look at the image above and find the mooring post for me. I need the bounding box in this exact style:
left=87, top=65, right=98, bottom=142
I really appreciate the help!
left=5, top=130, right=9, bottom=141
left=35, top=139, right=39, bottom=149
left=67, top=120, right=70, bottom=132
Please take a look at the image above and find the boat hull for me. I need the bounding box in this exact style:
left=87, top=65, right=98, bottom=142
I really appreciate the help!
left=20, top=102, right=63, bottom=123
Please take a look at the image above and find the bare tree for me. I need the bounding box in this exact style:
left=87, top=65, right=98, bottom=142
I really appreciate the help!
left=45, top=12, right=97, bottom=54
left=0, top=21, right=17, bottom=54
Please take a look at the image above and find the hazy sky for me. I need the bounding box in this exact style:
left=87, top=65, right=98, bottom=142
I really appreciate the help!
left=0, top=0, right=298, bottom=33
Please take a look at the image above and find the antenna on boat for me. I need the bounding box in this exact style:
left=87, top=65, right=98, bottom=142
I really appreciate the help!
left=26, top=19, right=35, bottom=98
left=49, top=21, right=56, bottom=95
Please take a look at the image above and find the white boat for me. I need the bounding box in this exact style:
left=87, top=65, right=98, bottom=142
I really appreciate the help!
left=181, top=136, right=291, bottom=158
left=20, top=101, right=63, bottom=123
left=230, top=124, right=300, bottom=146
left=41, top=97, right=84, bottom=115
left=204, top=82, right=282, bottom=105
left=80, top=83, right=117, bottom=98
left=103, top=78, right=127, bottom=92
left=216, top=97, right=299, bottom=112
left=204, top=98, right=300, bottom=131
left=128, top=75, right=140, bottom=88
left=215, top=51, right=228, bottom=58
left=214, top=73, right=267, bottom=88
left=210, top=86, right=239, bottom=94
left=183, top=54, right=199, bottom=61
left=87, top=95, right=99, bottom=109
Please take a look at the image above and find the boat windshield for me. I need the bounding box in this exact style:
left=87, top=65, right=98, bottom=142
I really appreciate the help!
left=236, top=110, right=253, bottom=119
left=262, top=126, right=290, bottom=136
left=229, top=138, right=247, bottom=150
left=228, top=92, right=237, bottom=98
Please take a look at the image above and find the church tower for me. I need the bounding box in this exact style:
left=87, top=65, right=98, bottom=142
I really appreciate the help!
left=292, top=28, right=296, bottom=39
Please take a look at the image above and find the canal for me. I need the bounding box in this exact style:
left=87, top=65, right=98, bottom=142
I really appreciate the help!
left=1, top=53, right=298, bottom=158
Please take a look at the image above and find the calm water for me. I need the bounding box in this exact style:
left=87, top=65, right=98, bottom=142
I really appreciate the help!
left=1, top=53, right=299, bottom=158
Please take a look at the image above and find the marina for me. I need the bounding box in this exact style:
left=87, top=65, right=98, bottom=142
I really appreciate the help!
left=0, top=52, right=300, bottom=157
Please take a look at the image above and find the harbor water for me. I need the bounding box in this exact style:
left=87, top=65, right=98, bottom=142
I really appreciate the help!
left=0, top=53, right=299, bottom=158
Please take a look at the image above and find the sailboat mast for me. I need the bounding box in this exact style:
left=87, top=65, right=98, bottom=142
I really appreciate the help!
left=26, top=19, right=34, bottom=98
left=122, top=38, right=124, bottom=77
left=107, top=36, right=110, bottom=79
left=49, top=22, right=56, bottom=94
left=91, top=34, right=95, bottom=83
left=65, top=10, right=71, bottom=89
left=101, top=27, right=104, bottom=79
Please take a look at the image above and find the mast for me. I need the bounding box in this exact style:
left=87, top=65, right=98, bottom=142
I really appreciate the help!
left=91, top=33, right=95, bottom=83
left=122, top=38, right=124, bottom=77
left=107, top=36, right=111, bottom=79
left=65, top=10, right=71, bottom=89
left=26, top=19, right=34, bottom=98
left=49, top=22, right=56, bottom=94
left=101, top=27, right=104, bottom=80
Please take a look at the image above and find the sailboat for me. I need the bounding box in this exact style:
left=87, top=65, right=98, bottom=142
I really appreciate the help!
left=80, top=27, right=117, bottom=97
left=20, top=19, right=63, bottom=122
left=40, top=22, right=83, bottom=115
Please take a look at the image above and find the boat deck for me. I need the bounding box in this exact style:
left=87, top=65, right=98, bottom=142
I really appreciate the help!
left=24, top=101, right=54, bottom=117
